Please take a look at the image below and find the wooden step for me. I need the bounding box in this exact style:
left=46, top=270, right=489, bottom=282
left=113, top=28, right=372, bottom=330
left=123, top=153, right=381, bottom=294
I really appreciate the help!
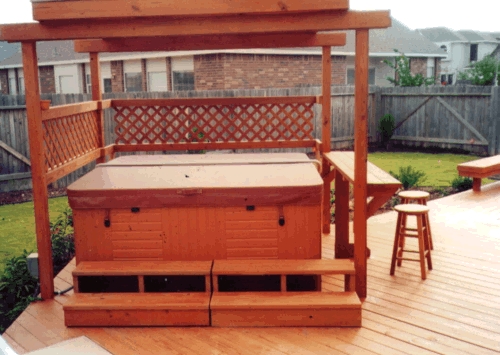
left=64, top=293, right=210, bottom=327
left=73, top=260, right=213, bottom=276
left=212, top=259, right=355, bottom=292
left=211, top=292, right=361, bottom=327
left=212, top=259, right=355, bottom=275
left=73, top=261, right=213, bottom=293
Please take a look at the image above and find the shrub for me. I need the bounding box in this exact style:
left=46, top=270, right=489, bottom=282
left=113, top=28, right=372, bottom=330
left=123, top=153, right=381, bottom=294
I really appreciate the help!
left=384, top=50, right=436, bottom=87
left=378, top=114, right=395, bottom=145
left=50, top=208, right=75, bottom=274
left=451, top=176, right=473, bottom=192
left=0, top=250, right=38, bottom=332
left=390, top=166, right=427, bottom=190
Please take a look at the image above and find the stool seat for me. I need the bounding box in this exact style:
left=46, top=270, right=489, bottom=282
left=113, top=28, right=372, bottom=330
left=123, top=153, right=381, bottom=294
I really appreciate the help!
left=398, top=190, right=430, bottom=200
left=394, top=204, right=429, bottom=214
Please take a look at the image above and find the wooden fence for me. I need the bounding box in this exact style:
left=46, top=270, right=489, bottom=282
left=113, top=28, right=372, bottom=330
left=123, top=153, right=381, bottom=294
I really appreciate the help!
left=1, top=85, right=499, bottom=192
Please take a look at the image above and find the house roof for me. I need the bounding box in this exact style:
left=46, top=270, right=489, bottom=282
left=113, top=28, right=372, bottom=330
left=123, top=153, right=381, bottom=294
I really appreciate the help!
left=418, top=27, right=500, bottom=43
left=0, top=17, right=445, bottom=69
left=0, top=41, right=20, bottom=62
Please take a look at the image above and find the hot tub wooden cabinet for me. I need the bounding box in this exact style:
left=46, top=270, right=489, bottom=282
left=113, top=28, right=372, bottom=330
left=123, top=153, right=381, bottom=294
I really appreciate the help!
left=67, top=157, right=323, bottom=263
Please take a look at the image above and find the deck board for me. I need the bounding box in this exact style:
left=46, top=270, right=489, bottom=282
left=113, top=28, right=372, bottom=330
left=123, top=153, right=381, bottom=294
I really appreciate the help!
left=3, top=181, right=500, bottom=354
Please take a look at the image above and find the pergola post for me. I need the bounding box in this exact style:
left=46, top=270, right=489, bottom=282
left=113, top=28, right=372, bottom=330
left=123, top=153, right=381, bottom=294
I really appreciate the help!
left=22, top=42, right=54, bottom=299
left=353, top=29, right=369, bottom=298
left=90, top=52, right=106, bottom=163
left=321, top=46, right=332, bottom=234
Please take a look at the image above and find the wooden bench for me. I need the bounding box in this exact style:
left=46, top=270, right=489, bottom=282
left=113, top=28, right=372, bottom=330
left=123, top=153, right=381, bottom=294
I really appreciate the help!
left=457, top=155, right=500, bottom=192
left=324, top=151, right=402, bottom=258
left=210, top=259, right=360, bottom=327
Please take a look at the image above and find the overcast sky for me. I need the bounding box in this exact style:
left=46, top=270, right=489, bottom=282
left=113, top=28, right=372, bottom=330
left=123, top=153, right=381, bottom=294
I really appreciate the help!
left=0, top=0, right=499, bottom=32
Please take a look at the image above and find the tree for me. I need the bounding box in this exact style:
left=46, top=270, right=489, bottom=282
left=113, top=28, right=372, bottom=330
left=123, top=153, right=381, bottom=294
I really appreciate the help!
left=384, top=50, right=436, bottom=87
left=458, top=56, right=500, bottom=86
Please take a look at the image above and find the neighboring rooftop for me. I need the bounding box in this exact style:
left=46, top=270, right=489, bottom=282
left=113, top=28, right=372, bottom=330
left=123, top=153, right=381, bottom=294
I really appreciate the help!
left=0, top=41, right=20, bottom=62
left=418, top=27, right=500, bottom=43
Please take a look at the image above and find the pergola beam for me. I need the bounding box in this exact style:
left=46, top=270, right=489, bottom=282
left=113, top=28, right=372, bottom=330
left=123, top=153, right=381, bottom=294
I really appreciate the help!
left=0, top=11, right=390, bottom=42
left=74, top=33, right=347, bottom=53
left=33, top=0, right=349, bottom=21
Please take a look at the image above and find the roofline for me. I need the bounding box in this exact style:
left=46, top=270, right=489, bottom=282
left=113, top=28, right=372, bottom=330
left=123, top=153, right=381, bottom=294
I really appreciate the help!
left=0, top=49, right=447, bottom=69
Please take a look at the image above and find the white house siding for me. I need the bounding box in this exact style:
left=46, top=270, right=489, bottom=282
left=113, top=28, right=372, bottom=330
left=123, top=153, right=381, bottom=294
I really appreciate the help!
left=84, top=62, right=112, bottom=93
left=54, top=64, right=82, bottom=94
left=146, top=58, right=168, bottom=92
left=478, top=43, right=498, bottom=61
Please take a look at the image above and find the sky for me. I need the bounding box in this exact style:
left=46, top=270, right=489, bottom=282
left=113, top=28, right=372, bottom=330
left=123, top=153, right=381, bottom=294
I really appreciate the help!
left=0, top=0, right=499, bottom=33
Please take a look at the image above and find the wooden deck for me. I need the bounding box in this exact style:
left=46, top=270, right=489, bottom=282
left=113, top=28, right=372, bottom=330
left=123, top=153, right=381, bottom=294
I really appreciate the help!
left=4, top=181, right=500, bottom=355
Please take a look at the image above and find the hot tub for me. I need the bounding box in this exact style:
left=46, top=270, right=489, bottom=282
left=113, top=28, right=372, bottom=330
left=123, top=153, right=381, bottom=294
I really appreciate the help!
left=67, top=153, right=323, bottom=263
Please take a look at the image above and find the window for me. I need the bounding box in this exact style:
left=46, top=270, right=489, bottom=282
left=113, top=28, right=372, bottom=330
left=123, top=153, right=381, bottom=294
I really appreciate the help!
left=440, top=45, right=448, bottom=53
left=427, top=58, right=435, bottom=78
left=104, top=78, right=112, bottom=93
left=148, top=71, right=168, bottom=92
left=173, top=71, right=195, bottom=91
left=346, top=68, right=376, bottom=85
left=17, top=77, right=25, bottom=95
left=447, top=74, right=453, bottom=85
left=86, top=74, right=92, bottom=94
left=8, top=77, right=16, bottom=94
left=470, top=44, right=478, bottom=62
left=441, top=74, right=447, bottom=84
left=125, top=72, right=142, bottom=92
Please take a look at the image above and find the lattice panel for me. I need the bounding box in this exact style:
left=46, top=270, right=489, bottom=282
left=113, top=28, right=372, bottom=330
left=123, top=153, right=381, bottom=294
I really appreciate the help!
left=42, top=111, right=100, bottom=171
left=113, top=103, right=315, bottom=144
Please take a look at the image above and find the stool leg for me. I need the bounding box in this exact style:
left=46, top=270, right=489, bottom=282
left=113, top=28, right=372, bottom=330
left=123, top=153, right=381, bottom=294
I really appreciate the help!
left=390, top=212, right=403, bottom=275
left=397, top=213, right=406, bottom=267
left=424, top=214, right=433, bottom=271
left=424, top=212, right=434, bottom=250
left=416, top=215, right=427, bottom=280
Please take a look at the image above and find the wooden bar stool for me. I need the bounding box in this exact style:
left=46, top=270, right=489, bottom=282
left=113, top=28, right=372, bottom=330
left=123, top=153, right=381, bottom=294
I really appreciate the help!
left=398, top=190, right=433, bottom=250
left=390, top=204, right=433, bottom=280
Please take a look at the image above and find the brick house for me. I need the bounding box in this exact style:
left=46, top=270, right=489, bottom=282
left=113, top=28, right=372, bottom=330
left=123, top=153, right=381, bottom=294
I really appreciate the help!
left=0, top=18, right=445, bottom=95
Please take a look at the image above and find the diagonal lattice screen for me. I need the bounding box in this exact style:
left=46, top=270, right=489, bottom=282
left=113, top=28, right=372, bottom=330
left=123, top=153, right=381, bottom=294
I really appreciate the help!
left=113, top=102, right=315, bottom=145
left=42, top=111, right=100, bottom=171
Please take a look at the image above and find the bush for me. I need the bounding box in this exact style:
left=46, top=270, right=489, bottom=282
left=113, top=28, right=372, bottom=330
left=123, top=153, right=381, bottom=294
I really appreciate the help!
left=50, top=208, right=75, bottom=274
left=0, top=250, right=38, bottom=332
left=0, top=208, right=75, bottom=333
left=378, top=114, right=395, bottom=145
left=451, top=176, right=473, bottom=192
left=390, top=166, right=427, bottom=190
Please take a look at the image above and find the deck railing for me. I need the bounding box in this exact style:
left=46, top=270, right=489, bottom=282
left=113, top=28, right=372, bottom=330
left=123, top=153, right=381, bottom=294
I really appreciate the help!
left=111, top=96, right=319, bottom=152
left=40, top=101, right=106, bottom=184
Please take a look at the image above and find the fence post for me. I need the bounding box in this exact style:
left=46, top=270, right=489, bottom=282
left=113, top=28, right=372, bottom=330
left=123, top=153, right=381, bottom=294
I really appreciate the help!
left=490, top=86, right=500, bottom=156
left=374, top=86, right=382, bottom=144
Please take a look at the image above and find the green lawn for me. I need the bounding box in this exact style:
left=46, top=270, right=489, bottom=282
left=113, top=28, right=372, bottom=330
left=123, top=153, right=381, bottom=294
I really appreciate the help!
left=0, top=197, right=69, bottom=274
left=368, top=152, right=492, bottom=187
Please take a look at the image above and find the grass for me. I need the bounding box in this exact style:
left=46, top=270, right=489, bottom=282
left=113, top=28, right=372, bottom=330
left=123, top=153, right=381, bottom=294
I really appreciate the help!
left=0, top=197, right=69, bottom=274
left=368, top=152, right=494, bottom=187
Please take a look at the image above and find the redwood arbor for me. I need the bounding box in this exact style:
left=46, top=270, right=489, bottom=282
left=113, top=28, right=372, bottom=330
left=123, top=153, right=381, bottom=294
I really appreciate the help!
left=0, top=1, right=390, bottom=300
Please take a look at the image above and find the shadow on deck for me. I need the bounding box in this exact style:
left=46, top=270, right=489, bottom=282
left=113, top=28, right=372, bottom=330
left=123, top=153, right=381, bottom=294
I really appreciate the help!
left=4, top=182, right=500, bottom=355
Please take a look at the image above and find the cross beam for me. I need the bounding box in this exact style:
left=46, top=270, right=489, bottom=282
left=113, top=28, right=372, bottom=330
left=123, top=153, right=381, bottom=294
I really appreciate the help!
left=0, top=11, right=390, bottom=42
left=74, top=33, right=347, bottom=53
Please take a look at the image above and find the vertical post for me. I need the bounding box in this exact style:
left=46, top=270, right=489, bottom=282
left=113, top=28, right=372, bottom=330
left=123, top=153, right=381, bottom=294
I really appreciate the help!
left=321, top=46, right=332, bottom=234
left=490, top=86, right=500, bottom=155
left=353, top=30, right=369, bottom=299
left=22, top=42, right=54, bottom=300
left=334, top=174, right=349, bottom=258
left=90, top=52, right=106, bottom=163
